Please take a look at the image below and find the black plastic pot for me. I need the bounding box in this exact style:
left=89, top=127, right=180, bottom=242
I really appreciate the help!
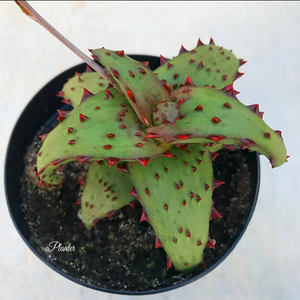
left=5, top=55, right=260, bottom=295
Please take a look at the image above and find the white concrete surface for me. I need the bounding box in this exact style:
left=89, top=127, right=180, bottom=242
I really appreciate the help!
left=0, top=1, right=299, bottom=299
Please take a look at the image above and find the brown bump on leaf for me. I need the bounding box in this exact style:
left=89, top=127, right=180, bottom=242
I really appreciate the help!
left=212, top=117, right=221, bottom=123
left=195, top=105, right=203, bottom=111
left=103, top=145, right=112, bottom=150
left=79, top=113, right=89, bottom=122
left=138, top=67, right=146, bottom=74
left=175, top=183, right=181, bottom=190
left=265, top=132, right=271, bottom=138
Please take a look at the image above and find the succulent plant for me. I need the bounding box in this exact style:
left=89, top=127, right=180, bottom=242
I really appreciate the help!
left=17, top=1, right=288, bottom=272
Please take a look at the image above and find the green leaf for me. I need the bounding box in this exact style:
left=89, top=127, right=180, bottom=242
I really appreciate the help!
left=128, top=144, right=214, bottom=271
left=37, top=88, right=170, bottom=184
left=90, top=48, right=172, bottom=126
left=146, top=86, right=287, bottom=167
left=154, top=39, right=242, bottom=90
left=80, top=161, right=135, bottom=229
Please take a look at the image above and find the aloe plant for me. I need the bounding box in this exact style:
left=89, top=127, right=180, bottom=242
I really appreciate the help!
left=17, top=1, right=288, bottom=272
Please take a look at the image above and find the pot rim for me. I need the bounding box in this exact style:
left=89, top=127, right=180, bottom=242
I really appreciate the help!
left=4, top=57, right=260, bottom=295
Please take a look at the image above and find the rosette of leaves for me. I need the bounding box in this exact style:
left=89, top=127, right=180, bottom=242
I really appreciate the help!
left=37, top=40, right=287, bottom=271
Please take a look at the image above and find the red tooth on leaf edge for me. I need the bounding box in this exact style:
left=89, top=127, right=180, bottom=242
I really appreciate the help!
left=275, top=130, right=282, bottom=138
left=164, top=151, right=176, bottom=158
left=145, top=133, right=160, bottom=138
left=36, top=167, right=45, bottom=177
left=86, top=65, right=92, bottom=72
left=128, top=201, right=136, bottom=209
left=76, top=156, right=92, bottom=163
left=209, top=37, right=215, bottom=45
left=57, top=110, right=68, bottom=123
left=177, top=134, right=192, bottom=140
left=75, top=72, right=82, bottom=82
left=81, top=88, right=94, bottom=103
left=247, top=104, right=259, bottom=113
left=221, top=84, right=240, bottom=96
left=118, top=163, right=129, bottom=173
left=212, top=153, right=219, bottom=161
left=116, top=50, right=125, bottom=56
left=205, top=184, right=210, bottom=191
left=136, top=158, right=151, bottom=167
left=108, top=211, right=115, bottom=220
left=180, top=144, right=189, bottom=152
left=206, top=237, right=215, bottom=249
left=176, top=98, right=185, bottom=109
left=179, top=45, right=188, bottom=55
left=160, top=55, right=169, bottom=66
left=166, top=257, right=173, bottom=270
left=210, top=206, right=222, bottom=220
left=39, top=133, right=48, bottom=142
left=74, top=200, right=81, bottom=205
left=201, top=261, right=206, bottom=269
left=138, top=61, right=150, bottom=68
left=162, top=82, right=172, bottom=94
left=105, top=158, right=120, bottom=167
left=213, top=178, right=225, bottom=189
left=129, top=187, right=139, bottom=197
left=239, top=59, right=247, bottom=66
left=93, top=218, right=100, bottom=229
left=62, top=99, right=72, bottom=106
left=78, top=177, right=86, bottom=187
left=140, top=209, right=149, bottom=222
left=155, top=236, right=163, bottom=248
left=207, top=135, right=225, bottom=142
left=56, top=91, right=64, bottom=97
left=235, top=72, right=245, bottom=80
left=197, top=38, right=204, bottom=47
left=51, top=158, right=64, bottom=166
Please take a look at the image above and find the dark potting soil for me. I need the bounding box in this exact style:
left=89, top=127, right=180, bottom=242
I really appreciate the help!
left=21, top=129, right=256, bottom=292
